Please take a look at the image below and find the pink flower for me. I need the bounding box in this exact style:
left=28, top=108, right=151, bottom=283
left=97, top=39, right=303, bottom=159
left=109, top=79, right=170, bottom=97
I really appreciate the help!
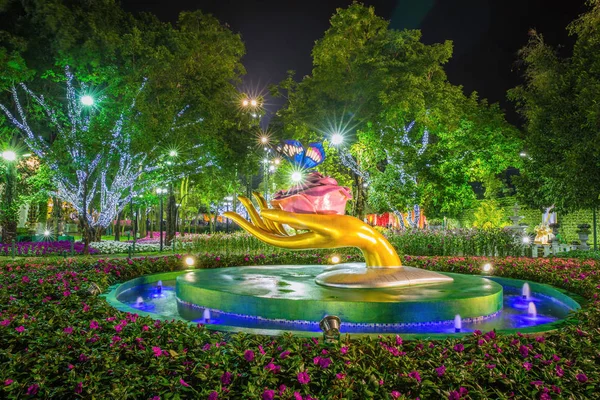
left=395, top=335, right=403, bottom=346
left=63, top=290, right=71, bottom=297
left=208, top=391, right=218, bottom=400
left=74, top=382, right=83, bottom=394
left=279, top=350, right=290, bottom=359
left=26, top=384, right=39, bottom=395
left=63, top=326, right=73, bottom=334
left=435, top=365, right=446, bottom=377
left=221, top=371, right=232, bottom=385
left=336, top=373, right=345, bottom=380
left=391, top=391, right=401, bottom=399
left=152, top=346, right=163, bottom=357
left=15, top=326, right=25, bottom=333
left=89, top=320, right=99, bottom=329
left=556, top=365, right=564, bottom=377
left=523, top=362, right=533, bottom=371
left=244, top=350, right=255, bottom=362
left=179, top=379, right=190, bottom=387
left=297, top=371, right=310, bottom=385
left=340, top=346, right=348, bottom=354
left=293, top=392, right=303, bottom=400
left=486, top=364, right=496, bottom=369
left=408, top=370, right=421, bottom=383
left=262, top=389, right=275, bottom=400
left=453, top=343, right=464, bottom=352
left=0, top=319, right=10, bottom=327
left=4, top=379, right=13, bottom=386
left=259, top=345, right=266, bottom=355
left=264, top=362, right=281, bottom=373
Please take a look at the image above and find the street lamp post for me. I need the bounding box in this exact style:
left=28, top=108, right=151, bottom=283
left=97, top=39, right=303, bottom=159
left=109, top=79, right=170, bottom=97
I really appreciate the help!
left=156, top=188, right=166, bottom=252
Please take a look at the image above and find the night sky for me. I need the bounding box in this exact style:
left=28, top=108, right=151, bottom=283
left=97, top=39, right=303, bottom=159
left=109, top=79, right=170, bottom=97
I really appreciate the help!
left=121, top=0, right=588, bottom=126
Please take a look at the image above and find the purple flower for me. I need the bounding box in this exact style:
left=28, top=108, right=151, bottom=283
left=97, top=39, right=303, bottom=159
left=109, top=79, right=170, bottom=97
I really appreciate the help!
left=523, top=362, right=533, bottom=371
left=297, top=371, right=310, bottom=385
left=15, top=326, right=25, bottom=333
left=319, top=357, right=332, bottom=369
left=453, top=343, right=464, bottom=352
left=26, top=384, right=39, bottom=395
left=63, top=326, right=73, bottom=334
left=408, top=370, right=421, bottom=383
left=340, top=346, right=348, bottom=354
left=435, top=365, right=446, bottom=377
left=244, top=350, right=255, bottom=362
left=221, top=371, right=232, bottom=385
left=208, top=391, right=218, bottom=400
left=179, top=379, right=190, bottom=387
left=74, top=382, right=83, bottom=394
left=519, top=345, right=529, bottom=358
left=448, top=391, right=460, bottom=400
left=279, top=350, right=290, bottom=359
left=486, top=364, right=496, bottom=369
left=89, top=320, right=99, bottom=330
left=262, top=389, right=275, bottom=400
left=577, top=373, right=588, bottom=383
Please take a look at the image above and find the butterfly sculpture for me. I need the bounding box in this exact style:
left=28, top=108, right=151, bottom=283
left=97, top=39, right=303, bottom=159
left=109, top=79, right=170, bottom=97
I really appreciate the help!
left=276, top=140, right=325, bottom=169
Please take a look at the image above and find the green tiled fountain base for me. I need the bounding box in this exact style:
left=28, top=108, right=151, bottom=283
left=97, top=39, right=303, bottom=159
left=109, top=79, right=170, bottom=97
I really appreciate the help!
left=176, top=264, right=503, bottom=324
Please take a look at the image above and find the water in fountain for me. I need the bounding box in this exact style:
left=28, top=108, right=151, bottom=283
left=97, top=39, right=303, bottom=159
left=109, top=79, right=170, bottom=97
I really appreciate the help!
left=528, top=302, right=537, bottom=318
left=203, top=308, right=211, bottom=323
left=136, top=296, right=143, bottom=306
left=454, top=314, right=462, bottom=332
left=522, top=283, right=531, bottom=300
left=157, top=280, right=163, bottom=294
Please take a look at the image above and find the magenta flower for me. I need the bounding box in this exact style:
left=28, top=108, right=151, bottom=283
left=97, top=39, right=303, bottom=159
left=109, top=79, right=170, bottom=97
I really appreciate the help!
left=244, top=349, right=255, bottom=362
left=556, top=365, right=564, bottom=377
left=523, top=362, right=533, bottom=371
left=4, top=379, right=13, bottom=386
left=408, top=370, right=421, bottom=383
left=297, top=371, right=310, bottom=385
left=340, top=346, right=348, bottom=354
left=336, top=373, right=345, bottom=380
left=0, top=319, right=10, bottom=327
left=89, top=320, right=99, bottom=330
left=152, top=346, right=163, bottom=357
left=293, top=392, right=303, bottom=400
left=519, top=345, right=529, bottom=358
left=74, top=382, right=83, bottom=394
left=179, top=379, right=190, bottom=387
left=577, top=373, right=588, bottom=383
left=395, top=335, right=403, bottom=346
left=448, top=391, right=460, bottom=400
left=26, top=384, right=39, bottom=395
left=279, top=350, right=291, bottom=359
left=15, top=326, right=25, bottom=333
left=453, top=343, right=464, bottom=352
left=262, top=389, right=275, bottom=400
left=435, top=365, right=446, bottom=377
left=208, top=391, right=218, bottom=400
left=63, top=326, right=73, bottom=334
left=63, top=290, right=71, bottom=297
left=391, top=391, right=401, bottom=399
left=486, top=364, right=496, bottom=369
left=319, top=357, right=332, bottom=369
left=221, top=371, right=232, bottom=385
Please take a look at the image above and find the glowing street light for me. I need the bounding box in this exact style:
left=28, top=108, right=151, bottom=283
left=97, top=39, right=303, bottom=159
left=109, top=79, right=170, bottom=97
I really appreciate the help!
left=268, top=165, right=275, bottom=172
left=81, top=95, right=94, bottom=106
left=273, top=157, right=281, bottom=165
left=250, top=99, right=258, bottom=107
left=242, top=99, right=249, bottom=107
left=169, top=150, right=178, bottom=157
left=331, top=132, right=344, bottom=146
left=1, top=150, right=16, bottom=162
left=260, top=136, right=269, bottom=144
left=291, top=171, right=303, bottom=183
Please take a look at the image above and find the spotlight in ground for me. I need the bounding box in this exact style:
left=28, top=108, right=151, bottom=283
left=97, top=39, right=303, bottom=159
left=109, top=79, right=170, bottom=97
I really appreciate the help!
left=1, top=150, right=16, bottom=161
left=522, top=236, right=530, bottom=244
left=319, top=315, right=341, bottom=343
left=330, top=255, right=340, bottom=264
left=184, top=256, right=195, bottom=267
left=43, top=230, right=50, bottom=236
left=482, top=263, right=493, bottom=273
left=81, top=95, right=94, bottom=106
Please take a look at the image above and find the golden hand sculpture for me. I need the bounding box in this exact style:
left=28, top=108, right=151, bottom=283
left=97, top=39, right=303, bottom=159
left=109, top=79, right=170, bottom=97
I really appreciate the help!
left=224, top=192, right=401, bottom=268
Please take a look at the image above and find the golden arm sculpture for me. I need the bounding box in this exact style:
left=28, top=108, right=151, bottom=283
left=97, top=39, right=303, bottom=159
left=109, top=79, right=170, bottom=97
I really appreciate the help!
left=224, top=192, right=401, bottom=268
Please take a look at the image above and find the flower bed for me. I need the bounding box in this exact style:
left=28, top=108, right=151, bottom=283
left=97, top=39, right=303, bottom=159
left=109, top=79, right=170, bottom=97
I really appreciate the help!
left=0, top=254, right=598, bottom=399
left=0, top=241, right=97, bottom=256
left=89, top=240, right=161, bottom=254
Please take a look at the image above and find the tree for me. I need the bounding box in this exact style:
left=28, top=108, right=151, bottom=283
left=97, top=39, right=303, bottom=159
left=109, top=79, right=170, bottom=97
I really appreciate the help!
left=509, top=0, right=600, bottom=214
left=275, top=3, right=520, bottom=221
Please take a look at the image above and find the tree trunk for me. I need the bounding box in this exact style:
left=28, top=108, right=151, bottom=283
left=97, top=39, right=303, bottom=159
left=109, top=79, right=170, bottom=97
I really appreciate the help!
left=352, top=174, right=367, bottom=221
left=166, top=190, right=176, bottom=246
left=114, top=211, right=122, bottom=241
left=52, top=197, right=62, bottom=236
left=1, top=162, right=18, bottom=243
left=139, top=206, right=147, bottom=238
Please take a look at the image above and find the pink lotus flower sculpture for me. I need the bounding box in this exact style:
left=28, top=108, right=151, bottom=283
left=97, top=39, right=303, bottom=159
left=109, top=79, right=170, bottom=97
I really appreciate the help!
left=271, top=172, right=352, bottom=215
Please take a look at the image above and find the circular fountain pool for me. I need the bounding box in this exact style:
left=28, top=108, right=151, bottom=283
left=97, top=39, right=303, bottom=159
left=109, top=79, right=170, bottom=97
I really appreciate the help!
left=108, top=264, right=581, bottom=337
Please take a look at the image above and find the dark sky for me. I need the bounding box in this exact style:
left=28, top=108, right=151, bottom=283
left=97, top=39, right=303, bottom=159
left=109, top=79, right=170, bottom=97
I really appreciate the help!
left=121, top=0, right=588, bottom=126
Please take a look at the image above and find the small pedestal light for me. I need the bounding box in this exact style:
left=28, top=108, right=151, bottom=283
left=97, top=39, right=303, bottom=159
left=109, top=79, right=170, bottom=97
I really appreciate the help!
left=319, top=315, right=341, bottom=344
left=184, top=255, right=195, bottom=268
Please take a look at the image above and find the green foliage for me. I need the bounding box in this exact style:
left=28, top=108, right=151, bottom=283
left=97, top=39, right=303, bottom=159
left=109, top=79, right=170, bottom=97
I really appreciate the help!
left=472, top=200, right=510, bottom=230
left=0, top=255, right=599, bottom=398
left=509, top=0, right=600, bottom=212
